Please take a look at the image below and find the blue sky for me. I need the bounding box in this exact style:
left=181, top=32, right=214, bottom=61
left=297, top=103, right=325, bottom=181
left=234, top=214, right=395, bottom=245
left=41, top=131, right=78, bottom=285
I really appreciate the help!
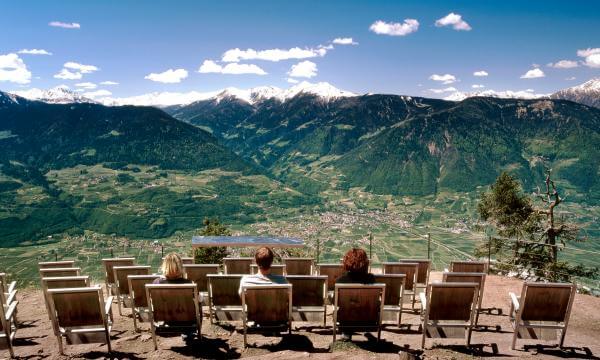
left=1, top=0, right=599, bottom=100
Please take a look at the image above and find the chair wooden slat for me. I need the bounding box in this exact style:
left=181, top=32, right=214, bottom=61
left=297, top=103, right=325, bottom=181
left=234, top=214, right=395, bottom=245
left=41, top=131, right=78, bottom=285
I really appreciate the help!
left=223, top=258, right=253, bottom=274
left=241, top=284, right=292, bottom=348
left=283, top=258, right=314, bottom=275
left=398, top=259, right=431, bottom=285
left=38, top=261, right=76, bottom=269
left=183, top=264, right=220, bottom=292
left=39, top=268, right=81, bottom=278
left=250, top=264, right=285, bottom=275
left=450, top=261, right=487, bottom=273
left=333, top=284, right=385, bottom=344
left=317, top=264, right=344, bottom=291
left=127, top=275, right=161, bottom=331
left=102, top=258, right=135, bottom=285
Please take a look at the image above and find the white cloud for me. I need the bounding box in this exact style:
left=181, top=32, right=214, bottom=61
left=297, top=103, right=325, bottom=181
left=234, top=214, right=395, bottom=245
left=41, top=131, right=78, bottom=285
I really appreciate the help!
left=287, top=78, right=299, bottom=84
left=0, top=53, right=32, bottom=84
left=332, top=37, right=358, bottom=45
left=100, top=81, right=118, bottom=85
left=435, top=13, right=471, bottom=31
left=369, top=19, right=419, bottom=36
left=565, top=77, right=576, bottom=81
left=83, top=89, right=112, bottom=98
left=472, top=84, right=485, bottom=89
left=49, top=21, right=80, bottom=29
left=288, top=60, right=318, bottom=78
left=197, top=60, right=266, bottom=75
left=473, top=70, right=488, bottom=77
left=53, top=68, right=82, bottom=80
left=520, top=68, right=545, bottom=79
left=64, top=62, right=98, bottom=73
left=429, top=87, right=457, bottom=94
left=18, top=49, right=52, bottom=55
left=429, top=73, right=457, bottom=84
left=222, top=47, right=328, bottom=62
left=144, top=68, right=188, bottom=83
left=577, top=48, right=600, bottom=68
left=444, top=89, right=548, bottom=101
left=547, top=60, right=578, bottom=69
left=75, top=82, right=96, bottom=89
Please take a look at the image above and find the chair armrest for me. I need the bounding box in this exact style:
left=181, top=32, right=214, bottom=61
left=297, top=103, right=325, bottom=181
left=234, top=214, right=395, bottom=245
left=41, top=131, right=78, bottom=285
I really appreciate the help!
left=6, top=290, right=17, bottom=304
left=105, top=296, right=114, bottom=315
left=419, top=292, right=427, bottom=311
left=509, top=292, right=520, bottom=312
left=5, top=301, right=18, bottom=321
left=7, top=281, right=16, bottom=294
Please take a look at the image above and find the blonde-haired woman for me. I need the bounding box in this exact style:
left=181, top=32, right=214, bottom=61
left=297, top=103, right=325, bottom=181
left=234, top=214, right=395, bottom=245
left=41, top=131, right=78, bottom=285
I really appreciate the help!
left=153, top=253, right=191, bottom=284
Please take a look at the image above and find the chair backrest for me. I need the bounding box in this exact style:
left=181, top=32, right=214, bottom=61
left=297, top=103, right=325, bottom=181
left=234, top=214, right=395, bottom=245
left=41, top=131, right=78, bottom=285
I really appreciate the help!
left=42, top=276, right=90, bottom=291
left=183, top=264, right=220, bottom=292
left=38, top=260, right=75, bottom=269
left=334, top=284, right=385, bottom=325
left=442, top=272, right=486, bottom=305
left=450, top=261, right=487, bottom=273
left=426, top=283, right=478, bottom=321
left=208, top=274, right=243, bottom=306
left=519, top=282, right=576, bottom=322
left=285, top=275, right=327, bottom=307
left=398, top=259, right=430, bottom=284
left=317, top=264, right=344, bottom=291
left=49, top=286, right=106, bottom=328
left=250, top=264, right=285, bottom=276
left=242, top=284, right=291, bottom=324
left=113, top=266, right=151, bottom=295
left=102, top=258, right=135, bottom=284
left=223, top=258, right=253, bottom=274
left=373, top=274, right=406, bottom=306
left=128, top=275, right=161, bottom=308
left=39, top=267, right=81, bottom=278
left=0, top=273, right=7, bottom=293
left=146, top=284, right=200, bottom=323
left=382, top=262, right=418, bottom=291
left=283, top=258, right=314, bottom=275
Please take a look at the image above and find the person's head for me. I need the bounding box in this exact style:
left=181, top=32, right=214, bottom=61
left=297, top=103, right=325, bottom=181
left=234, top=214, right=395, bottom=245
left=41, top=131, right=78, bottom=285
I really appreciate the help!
left=255, top=247, right=274, bottom=271
left=342, top=248, right=369, bottom=273
left=161, top=253, right=184, bottom=280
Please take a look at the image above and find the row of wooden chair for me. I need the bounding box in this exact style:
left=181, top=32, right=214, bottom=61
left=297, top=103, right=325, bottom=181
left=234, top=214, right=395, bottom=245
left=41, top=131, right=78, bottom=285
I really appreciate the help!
left=0, top=273, right=19, bottom=358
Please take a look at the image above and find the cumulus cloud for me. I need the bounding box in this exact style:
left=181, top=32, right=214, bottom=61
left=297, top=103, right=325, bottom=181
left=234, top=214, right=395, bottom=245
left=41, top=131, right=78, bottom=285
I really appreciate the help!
left=435, top=13, right=471, bottom=31
left=198, top=60, right=266, bottom=75
left=100, top=81, right=118, bottom=85
left=520, top=68, right=545, bottom=79
left=577, top=48, right=600, bottom=68
left=144, top=68, right=188, bottom=83
left=369, top=19, right=419, bottom=36
left=75, top=82, right=96, bottom=89
left=18, top=49, right=52, bottom=55
left=288, top=60, right=318, bottom=78
left=49, top=21, right=80, bottom=29
left=54, top=68, right=82, bottom=80
left=473, top=70, right=488, bottom=77
left=332, top=37, right=358, bottom=45
left=429, top=87, right=457, bottom=94
left=429, top=73, right=457, bottom=84
left=287, top=78, right=299, bottom=84
left=64, top=62, right=98, bottom=74
left=222, top=47, right=328, bottom=62
left=83, top=89, right=112, bottom=98
left=547, top=60, right=578, bottom=69
left=565, top=76, right=576, bottom=81
left=0, top=53, right=32, bottom=84
left=472, top=84, right=485, bottom=89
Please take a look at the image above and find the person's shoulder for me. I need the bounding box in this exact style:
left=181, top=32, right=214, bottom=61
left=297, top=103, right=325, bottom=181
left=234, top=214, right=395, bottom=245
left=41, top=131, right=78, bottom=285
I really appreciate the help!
left=269, top=274, right=288, bottom=284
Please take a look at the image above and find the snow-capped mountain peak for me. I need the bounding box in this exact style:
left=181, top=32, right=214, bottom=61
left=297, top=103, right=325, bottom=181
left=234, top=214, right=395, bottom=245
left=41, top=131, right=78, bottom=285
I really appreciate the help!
left=550, top=78, right=600, bottom=108
left=282, top=81, right=356, bottom=101
left=11, top=86, right=95, bottom=104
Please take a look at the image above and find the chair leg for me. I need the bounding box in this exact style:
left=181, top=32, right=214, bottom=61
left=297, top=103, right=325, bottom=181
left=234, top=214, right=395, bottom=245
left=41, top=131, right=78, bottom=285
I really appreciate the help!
left=57, top=335, right=64, bottom=355
left=150, top=323, right=158, bottom=350
left=243, top=323, right=247, bottom=349
left=332, top=324, right=336, bottom=344
left=466, top=326, right=472, bottom=347
left=133, top=309, right=138, bottom=332
left=559, top=327, right=567, bottom=348
left=511, top=325, right=519, bottom=350
left=7, top=339, right=14, bottom=358
left=377, top=327, right=381, bottom=343
left=421, top=328, right=426, bottom=349
left=106, top=331, right=112, bottom=353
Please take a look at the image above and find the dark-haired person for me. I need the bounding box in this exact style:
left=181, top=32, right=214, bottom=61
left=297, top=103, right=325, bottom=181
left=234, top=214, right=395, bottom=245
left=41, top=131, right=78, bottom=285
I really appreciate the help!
left=238, top=246, right=287, bottom=295
left=335, top=247, right=375, bottom=341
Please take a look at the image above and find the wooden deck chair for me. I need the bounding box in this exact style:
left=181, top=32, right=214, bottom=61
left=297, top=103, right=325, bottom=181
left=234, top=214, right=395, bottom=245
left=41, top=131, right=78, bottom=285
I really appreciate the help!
left=112, top=265, right=150, bottom=316
left=0, top=295, right=18, bottom=358
left=382, top=262, right=419, bottom=309
left=250, top=264, right=286, bottom=276
left=207, top=274, right=243, bottom=323
left=48, top=286, right=113, bottom=355
left=223, top=258, right=253, bottom=274
left=317, top=263, right=344, bottom=292
left=285, top=275, right=327, bottom=326
left=420, top=282, right=479, bottom=349
left=127, top=275, right=161, bottom=331
left=443, top=272, right=486, bottom=325
left=241, top=284, right=292, bottom=348
left=509, top=282, right=576, bottom=350
left=283, top=258, right=314, bottom=275
left=183, top=264, right=220, bottom=294
left=145, top=283, right=202, bottom=350
left=398, top=259, right=431, bottom=291
left=39, top=267, right=81, bottom=279
left=41, top=276, right=90, bottom=321
left=0, top=274, right=18, bottom=328
left=373, top=274, right=406, bottom=327
left=450, top=261, right=487, bottom=273
left=333, top=283, right=385, bottom=344
left=101, top=258, right=135, bottom=296
left=162, top=256, right=194, bottom=265
left=38, top=260, right=75, bottom=269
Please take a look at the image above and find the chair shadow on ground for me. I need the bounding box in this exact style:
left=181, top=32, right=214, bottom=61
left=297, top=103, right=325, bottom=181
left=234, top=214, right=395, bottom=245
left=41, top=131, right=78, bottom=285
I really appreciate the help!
left=170, top=336, right=241, bottom=359
left=16, top=319, right=40, bottom=329
left=81, top=350, right=143, bottom=360
left=13, top=336, right=43, bottom=347
left=248, top=333, right=329, bottom=353
left=330, top=332, right=408, bottom=354
left=522, top=345, right=598, bottom=359
left=428, top=344, right=508, bottom=358
left=381, top=324, right=422, bottom=335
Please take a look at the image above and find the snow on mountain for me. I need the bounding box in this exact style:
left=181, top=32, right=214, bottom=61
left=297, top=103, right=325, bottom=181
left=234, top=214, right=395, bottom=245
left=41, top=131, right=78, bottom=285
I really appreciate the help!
left=11, top=86, right=95, bottom=104
left=444, top=89, right=549, bottom=101
left=550, top=78, right=600, bottom=108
